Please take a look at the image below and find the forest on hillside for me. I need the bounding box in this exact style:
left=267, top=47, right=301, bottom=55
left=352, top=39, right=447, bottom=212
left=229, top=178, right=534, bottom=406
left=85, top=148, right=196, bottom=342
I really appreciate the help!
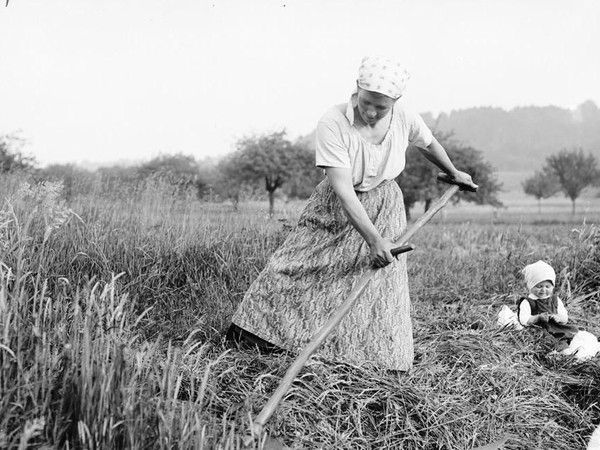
left=422, top=100, right=600, bottom=170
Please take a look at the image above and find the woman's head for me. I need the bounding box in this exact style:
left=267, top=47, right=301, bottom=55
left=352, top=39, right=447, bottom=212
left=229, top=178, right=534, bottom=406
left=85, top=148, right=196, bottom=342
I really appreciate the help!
left=354, top=56, right=410, bottom=125
left=357, top=56, right=410, bottom=100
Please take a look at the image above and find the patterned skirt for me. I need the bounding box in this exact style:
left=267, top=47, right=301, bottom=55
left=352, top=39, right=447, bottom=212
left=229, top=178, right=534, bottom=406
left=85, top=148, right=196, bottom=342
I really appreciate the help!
left=231, top=178, right=413, bottom=371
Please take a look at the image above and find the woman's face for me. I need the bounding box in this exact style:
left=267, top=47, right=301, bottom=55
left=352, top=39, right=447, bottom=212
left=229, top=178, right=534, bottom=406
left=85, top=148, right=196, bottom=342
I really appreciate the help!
left=356, top=88, right=396, bottom=125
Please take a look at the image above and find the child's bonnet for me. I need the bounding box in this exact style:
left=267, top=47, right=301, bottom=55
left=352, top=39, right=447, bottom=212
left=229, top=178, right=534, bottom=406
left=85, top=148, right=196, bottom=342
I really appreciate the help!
left=522, top=260, right=555, bottom=290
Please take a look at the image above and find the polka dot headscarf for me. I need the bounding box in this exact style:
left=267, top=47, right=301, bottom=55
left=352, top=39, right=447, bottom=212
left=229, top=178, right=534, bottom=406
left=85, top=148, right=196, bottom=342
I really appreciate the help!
left=357, top=56, right=411, bottom=99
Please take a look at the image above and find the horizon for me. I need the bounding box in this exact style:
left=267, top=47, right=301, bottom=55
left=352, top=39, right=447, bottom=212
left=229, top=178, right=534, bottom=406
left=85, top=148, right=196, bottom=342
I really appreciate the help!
left=29, top=99, right=599, bottom=169
left=1, top=0, right=599, bottom=166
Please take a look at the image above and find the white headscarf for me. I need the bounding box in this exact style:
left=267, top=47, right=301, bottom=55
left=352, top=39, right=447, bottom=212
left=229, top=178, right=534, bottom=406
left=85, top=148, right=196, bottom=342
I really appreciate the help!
left=357, top=56, right=411, bottom=99
left=522, top=260, right=556, bottom=291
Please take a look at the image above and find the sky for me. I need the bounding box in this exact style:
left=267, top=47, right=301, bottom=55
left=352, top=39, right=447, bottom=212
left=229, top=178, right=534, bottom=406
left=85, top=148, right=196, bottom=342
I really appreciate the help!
left=1, top=0, right=599, bottom=167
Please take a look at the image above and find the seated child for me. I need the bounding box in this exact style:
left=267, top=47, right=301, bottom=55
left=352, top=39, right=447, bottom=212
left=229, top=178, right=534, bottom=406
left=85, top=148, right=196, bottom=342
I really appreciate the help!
left=517, top=260, right=579, bottom=347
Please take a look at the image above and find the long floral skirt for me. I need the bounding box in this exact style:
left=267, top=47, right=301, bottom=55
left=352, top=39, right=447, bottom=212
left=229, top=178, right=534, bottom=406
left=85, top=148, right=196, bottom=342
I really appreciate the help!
left=231, top=178, right=413, bottom=371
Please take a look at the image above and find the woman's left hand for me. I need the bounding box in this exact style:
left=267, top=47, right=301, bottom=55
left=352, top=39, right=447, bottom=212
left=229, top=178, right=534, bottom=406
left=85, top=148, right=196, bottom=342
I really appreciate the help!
left=450, top=170, right=478, bottom=192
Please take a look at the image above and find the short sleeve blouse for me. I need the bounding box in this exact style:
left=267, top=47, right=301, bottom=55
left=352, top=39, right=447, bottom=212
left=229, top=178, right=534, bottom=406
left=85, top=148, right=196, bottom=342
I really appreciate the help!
left=315, top=95, right=433, bottom=192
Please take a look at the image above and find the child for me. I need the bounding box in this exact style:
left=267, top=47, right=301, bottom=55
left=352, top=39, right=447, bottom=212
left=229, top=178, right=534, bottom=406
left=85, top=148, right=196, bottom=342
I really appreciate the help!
left=517, top=260, right=579, bottom=347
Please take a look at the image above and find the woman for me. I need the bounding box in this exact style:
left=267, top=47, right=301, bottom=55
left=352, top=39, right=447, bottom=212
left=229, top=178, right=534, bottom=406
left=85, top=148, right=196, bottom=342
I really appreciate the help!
left=227, top=56, right=477, bottom=371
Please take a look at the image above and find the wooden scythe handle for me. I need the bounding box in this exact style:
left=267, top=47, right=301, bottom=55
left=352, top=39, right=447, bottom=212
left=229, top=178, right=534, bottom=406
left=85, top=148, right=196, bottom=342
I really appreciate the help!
left=390, top=244, right=414, bottom=256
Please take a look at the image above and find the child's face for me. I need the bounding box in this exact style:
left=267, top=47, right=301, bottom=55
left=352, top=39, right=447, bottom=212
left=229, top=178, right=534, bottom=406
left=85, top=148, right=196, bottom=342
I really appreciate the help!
left=530, top=280, right=554, bottom=299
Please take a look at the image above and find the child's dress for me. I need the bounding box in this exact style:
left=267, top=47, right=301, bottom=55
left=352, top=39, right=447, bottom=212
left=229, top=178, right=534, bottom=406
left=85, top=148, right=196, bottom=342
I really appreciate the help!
left=516, top=295, right=579, bottom=344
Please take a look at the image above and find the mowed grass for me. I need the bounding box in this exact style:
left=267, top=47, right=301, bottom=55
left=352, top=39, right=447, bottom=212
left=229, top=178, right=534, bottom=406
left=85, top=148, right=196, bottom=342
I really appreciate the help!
left=1, top=176, right=599, bottom=449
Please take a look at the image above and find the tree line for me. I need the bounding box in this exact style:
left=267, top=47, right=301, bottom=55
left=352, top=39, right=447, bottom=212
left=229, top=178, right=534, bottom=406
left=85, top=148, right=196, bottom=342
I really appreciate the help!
left=2, top=130, right=598, bottom=217
left=522, top=149, right=600, bottom=214
left=426, top=100, right=600, bottom=171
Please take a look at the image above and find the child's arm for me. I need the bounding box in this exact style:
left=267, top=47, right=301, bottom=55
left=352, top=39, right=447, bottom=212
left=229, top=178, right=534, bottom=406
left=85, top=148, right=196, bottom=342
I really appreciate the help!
left=518, top=300, right=532, bottom=326
left=518, top=300, right=548, bottom=326
left=552, top=297, right=568, bottom=323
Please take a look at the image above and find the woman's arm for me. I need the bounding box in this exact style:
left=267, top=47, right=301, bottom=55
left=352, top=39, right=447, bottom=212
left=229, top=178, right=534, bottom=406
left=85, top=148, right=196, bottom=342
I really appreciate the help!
left=325, top=167, right=395, bottom=268
left=417, top=138, right=478, bottom=189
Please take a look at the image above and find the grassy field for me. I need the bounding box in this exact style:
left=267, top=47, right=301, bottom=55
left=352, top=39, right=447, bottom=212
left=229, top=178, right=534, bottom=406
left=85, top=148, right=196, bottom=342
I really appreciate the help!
left=1, top=176, right=599, bottom=449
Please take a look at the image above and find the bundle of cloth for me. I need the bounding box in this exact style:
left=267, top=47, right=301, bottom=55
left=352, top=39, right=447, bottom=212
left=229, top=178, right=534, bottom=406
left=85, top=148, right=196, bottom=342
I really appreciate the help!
left=589, top=425, right=600, bottom=450
left=497, top=261, right=600, bottom=362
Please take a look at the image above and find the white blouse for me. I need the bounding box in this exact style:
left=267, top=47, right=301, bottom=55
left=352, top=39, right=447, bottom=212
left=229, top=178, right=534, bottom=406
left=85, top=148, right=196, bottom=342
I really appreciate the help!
left=315, top=94, right=433, bottom=192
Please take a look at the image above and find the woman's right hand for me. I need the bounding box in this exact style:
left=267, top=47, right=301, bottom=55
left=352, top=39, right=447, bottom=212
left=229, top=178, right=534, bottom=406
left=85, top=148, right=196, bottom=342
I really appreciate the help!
left=369, top=237, right=395, bottom=268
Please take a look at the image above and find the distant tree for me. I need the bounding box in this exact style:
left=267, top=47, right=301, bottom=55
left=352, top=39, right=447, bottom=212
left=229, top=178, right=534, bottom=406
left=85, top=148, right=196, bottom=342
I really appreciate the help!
left=215, top=154, right=254, bottom=210
left=522, top=170, right=560, bottom=213
left=283, top=140, right=323, bottom=199
left=396, top=134, right=502, bottom=219
left=447, top=143, right=503, bottom=207
left=269, top=131, right=324, bottom=199
left=194, top=157, right=220, bottom=200
left=137, top=153, right=204, bottom=197
left=545, top=148, right=600, bottom=214
left=223, top=131, right=317, bottom=217
left=38, top=164, right=97, bottom=200
left=0, top=133, right=35, bottom=173
left=98, top=165, right=140, bottom=196
left=396, top=146, right=438, bottom=219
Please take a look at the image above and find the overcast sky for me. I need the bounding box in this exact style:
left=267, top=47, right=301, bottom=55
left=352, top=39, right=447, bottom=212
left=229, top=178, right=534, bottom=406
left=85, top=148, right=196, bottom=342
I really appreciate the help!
left=1, top=0, right=599, bottom=166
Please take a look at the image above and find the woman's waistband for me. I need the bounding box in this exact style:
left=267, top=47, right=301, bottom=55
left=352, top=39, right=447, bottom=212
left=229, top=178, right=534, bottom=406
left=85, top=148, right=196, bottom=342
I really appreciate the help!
left=354, top=178, right=397, bottom=193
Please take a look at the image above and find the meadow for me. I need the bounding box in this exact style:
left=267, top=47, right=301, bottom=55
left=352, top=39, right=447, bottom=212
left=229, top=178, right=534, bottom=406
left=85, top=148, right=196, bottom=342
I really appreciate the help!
left=1, top=175, right=599, bottom=449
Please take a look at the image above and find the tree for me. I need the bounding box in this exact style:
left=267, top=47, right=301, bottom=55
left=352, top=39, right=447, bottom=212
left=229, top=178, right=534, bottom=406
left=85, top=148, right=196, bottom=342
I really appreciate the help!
left=447, top=143, right=503, bottom=207
left=0, top=133, right=36, bottom=173
left=396, top=134, right=502, bottom=219
left=282, top=139, right=323, bottom=199
left=37, top=164, right=97, bottom=200
left=522, top=170, right=560, bottom=213
left=215, top=154, right=255, bottom=210
left=196, top=157, right=220, bottom=200
left=137, top=153, right=204, bottom=197
left=545, top=148, right=600, bottom=214
left=222, top=131, right=318, bottom=217
left=395, top=146, right=438, bottom=219
left=97, top=165, right=140, bottom=197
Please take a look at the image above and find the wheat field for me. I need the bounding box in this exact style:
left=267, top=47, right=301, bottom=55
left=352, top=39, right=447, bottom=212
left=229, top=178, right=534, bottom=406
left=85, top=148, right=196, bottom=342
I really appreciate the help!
left=1, top=175, right=599, bottom=449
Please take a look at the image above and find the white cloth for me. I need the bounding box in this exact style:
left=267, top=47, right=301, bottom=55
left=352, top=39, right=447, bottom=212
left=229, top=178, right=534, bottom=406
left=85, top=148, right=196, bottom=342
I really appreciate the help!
left=357, top=56, right=411, bottom=99
left=559, top=330, right=600, bottom=362
left=315, top=97, right=433, bottom=191
left=588, top=424, right=600, bottom=450
left=522, top=260, right=556, bottom=290
left=518, top=294, right=568, bottom=326
left=497, top=305, right=523, bottom=330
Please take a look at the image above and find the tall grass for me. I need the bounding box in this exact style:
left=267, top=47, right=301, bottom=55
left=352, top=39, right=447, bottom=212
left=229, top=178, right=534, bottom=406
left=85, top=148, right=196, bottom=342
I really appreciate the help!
left=0, top=175, right=598, bottom=449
